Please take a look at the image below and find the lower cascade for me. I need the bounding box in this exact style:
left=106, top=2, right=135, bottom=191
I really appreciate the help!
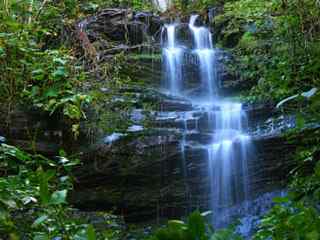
left=162, top=15, right=253, bottom=227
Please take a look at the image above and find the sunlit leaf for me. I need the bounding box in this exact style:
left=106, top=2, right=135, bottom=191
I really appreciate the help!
left=50, top=190, right=67, bottom=205
left=32, top=215, right=49, bottom=227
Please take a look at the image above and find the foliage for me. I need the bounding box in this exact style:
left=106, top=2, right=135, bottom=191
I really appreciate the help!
left=0, top=0, right=156, bottom=137
left=0, top=142, right=127, bottom=239
left=97, top=0, right=153, bottom=10
left=217, top=0, right=320, bottom=102
left=150, top=211, right=242, bottom=240
left=253, top=126, right=320, bottom=239
left=0, top=1, right=97, bottom=138
left=254, top=198, right=320, bottom=240
left=0, top=143, right=83, bottom=238
left=171, top=0, right=224, bottom=12
left=254, top=162, right=320, bottom=240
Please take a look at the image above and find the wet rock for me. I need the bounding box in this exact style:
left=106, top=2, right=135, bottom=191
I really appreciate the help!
left=0, top=98, right=314, bottom=224
left=127, top=125, right=144, bottom=132
left=0, top=136, right=6, bottom=143
left=0, top=106, right=64, bottom=155
left=82, top=8, right=162, bottom=46
left=69, top=96, right=317, bottom=223
left=104, top=133, right=127, bottom=145
left=70, top=126, right=294, bottom=222
left=133, top=11, right=162, bottom=37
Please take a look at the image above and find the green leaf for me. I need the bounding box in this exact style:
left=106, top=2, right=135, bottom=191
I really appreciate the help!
left=52, top=66, right=67, bottom=79
left=307, top=230, right=319, bottom=240
left=187, top=211, right=206, bottom=240
left=32, top=215, right=48, bottom=227
left=296, top=113, right=305, bottom=129
left=44, top=88, right=59, bottom=98
left=39, top=175, right=50, bottom=205
left=0, top=198, right=17, bottom=209
left=53, top=57, right=67, bottom=65
left=87, top=225, right=96, bottom=240
left=2, top=144, right=31, bottom=161
left=63, top=104, right=82, bottom=120
left=39, top=170, right=55, bottom=205
left=0, top=47, right=5, bottom=57
left=168, top=220, right=185, bottom=225
left=59, top=149, right=66, bottom=157
left=273, top=196, right=290, bottom=203
left=33, top=233, right=50, bottom=240
left=31, top=86, right=40, bottom=97
left=50, top=190, right=67, bottom=205
left=315, top=161, right=320, bottom=177
left=32, top=69, right=45, bottom=81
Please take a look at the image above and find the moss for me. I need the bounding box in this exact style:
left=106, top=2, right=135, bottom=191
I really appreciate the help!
left=128, top=53, right=162, bottom=61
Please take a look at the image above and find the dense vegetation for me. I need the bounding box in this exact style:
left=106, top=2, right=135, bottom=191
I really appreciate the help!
left=0, top=0, right=320, bottom=239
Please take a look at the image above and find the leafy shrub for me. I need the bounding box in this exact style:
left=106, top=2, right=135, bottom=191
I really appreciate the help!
left=0, top=143, right=90, bottom=239
left=0, top=1, right=94, bottom=137
left=0, top=142, right=128, bottom=239
left=254, top=137, right=320, bottom=240
left=150, top=211, right=242, bottom=240
left=219, top=0, right=320, bottom=101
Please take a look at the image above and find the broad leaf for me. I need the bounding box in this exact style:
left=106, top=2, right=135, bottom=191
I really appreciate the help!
left=50, top=190, right=67, bottom=205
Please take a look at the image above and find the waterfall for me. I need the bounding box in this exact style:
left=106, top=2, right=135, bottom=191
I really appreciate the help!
left=208, top=103, right=251, bottom=226
left=189, top=15, right=213, bottom=49
left=161, top=15, right=252, bottom=227
left=162, top=24, right=183, bottom=96
left=189, top=15, right=217, bottom=99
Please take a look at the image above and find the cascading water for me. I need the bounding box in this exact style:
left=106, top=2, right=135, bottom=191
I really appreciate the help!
left=189, top=15, right=217, bottom=99
left=208, top=103, right=251, bottom=226
left=162, top=24, right=183, bottom=96
left=161, top=15, right=252, bottom=227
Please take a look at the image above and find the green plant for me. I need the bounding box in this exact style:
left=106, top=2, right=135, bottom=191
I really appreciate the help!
left=254, top=130, right=320, bottom=240
left=216, top=0, right=320, bottom=102
left=0, top=142, right=98, bottom=239
left=150, top=211, right=242, bottom=240
left=0, top=1, right=96, bottom=137
left=254, top=197, right=320, bottom=240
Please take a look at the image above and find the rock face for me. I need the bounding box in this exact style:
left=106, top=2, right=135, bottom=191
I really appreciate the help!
left=0, top=106, right=64, bottom=155
left=70, top=93, right=300, bottom=222
left=0, top=98, right=305, bottom=224
left=77, top=8, right=247, bottom=93
left=79, top=8, right=162, bottom=48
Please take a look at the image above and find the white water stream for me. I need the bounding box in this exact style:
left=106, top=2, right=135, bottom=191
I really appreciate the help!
left=161, top=15, right=252, bottom=227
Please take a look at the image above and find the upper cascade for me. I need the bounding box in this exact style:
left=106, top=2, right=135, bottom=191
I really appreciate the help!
left=162, top=23, right=183, bottom=95
left=166, top=24, right=176, bottom=48
left=161, top=15, right=218, bottom=99
left=189, top=14, right=217, bottom=99
left=189, top=15, right=213, bottom=49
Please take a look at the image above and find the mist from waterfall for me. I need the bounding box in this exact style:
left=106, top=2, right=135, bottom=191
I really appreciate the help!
left=161, top=15, right=252, bottom=227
